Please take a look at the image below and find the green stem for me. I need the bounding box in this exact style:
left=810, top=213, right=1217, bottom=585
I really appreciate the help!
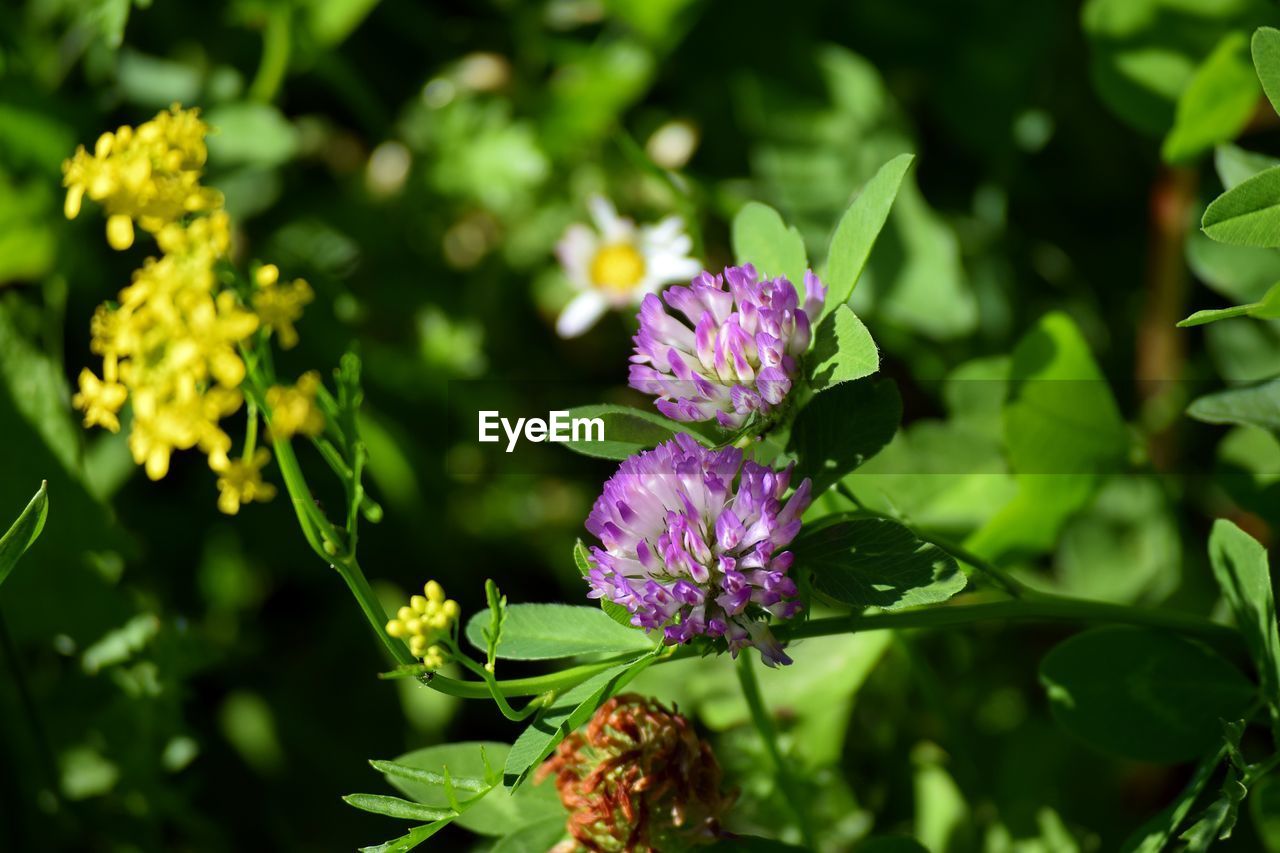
left=241, top=356, right=410, bottom=667
left=333, top=556, right=415, bottom=667
left=249, top=5, right=291, bottom=104
left=450, top=649, right=548, bottom=721
left=779, top=597, right=1241, bottom=651
left=736, top=653, right=815, bottom=849
left=421, top=596, right=1241, bottom=700
left=414, top=658, right=633, bottom=699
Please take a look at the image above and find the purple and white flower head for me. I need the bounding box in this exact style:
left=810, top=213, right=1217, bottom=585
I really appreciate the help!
left=629, top=264, right=827, bottom=429
left=555, top=196, right=702, bottom=339
left=585, top=434, right=812, bottom=666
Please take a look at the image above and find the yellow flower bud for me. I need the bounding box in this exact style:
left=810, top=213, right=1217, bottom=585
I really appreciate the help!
left=425, top=580, right=445, bottom=603
left=385, top=619, right=405, bottom=638
left=404, top=618, right=422, bottom=635
left=255, top=264, right=279, bottom=287
left=397, top=606, right=414, bottom=622
left=443, top=600, right=460, bottom=619
left=410, top=595, right=428, bottom=614
left=106, top=214, right=135, bottom=250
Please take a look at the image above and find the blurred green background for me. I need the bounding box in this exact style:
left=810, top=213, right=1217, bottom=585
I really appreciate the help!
left=3, top=0, right=1280, bottom=850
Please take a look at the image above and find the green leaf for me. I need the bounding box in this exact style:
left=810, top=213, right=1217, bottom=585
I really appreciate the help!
left=342, top=794, right=456, bottom=821
left=967, top=475, right=1098, bottom=564
left=793, top=516, right=965, bottom=611
left=1187, top=229, right=1280, bottom=303
left=822, top=153, right=915, bottom=315
left=1216, top=144, right=1280, bottom=191
left=1188, top=378, right=1280, bottom=431
left=872, top=180, right=977, bottom=340
left=574, top=540, right=633, bottom=628
left=483, top=579, right=508, bottom=671
left=913, top=743, right=972, bottom=852
left=808, top=305, right=879, bottom=391
left=1162, top=33, right=1259, bottom=164
left=731, top=201, right=809, bottom=293
left=0, top=481, right=48, bottom=589
left=381, top=742, right=562, bottom=837
left=358, top=819, right=455, bottom=853
left=1203, top=165, right=1280, bottom=248
left=368, top=760, right=490, bottom=793
left=788, top=376, right=901, bottom=493
left=205, top=103, right=299, bottom=168
left=305, top=0, right=381, bottom=47
left=1039, top=626, right=1256, bottom=762
left=973, top=312, right=1122, bottom=562
left=1208, top=520, right=1280, bottom=712
left=557, top=404, right=707, bottom=460
left=1178, top=281, right=1280, bottom=326
left=1056, top=476, right=1180, bottom=605
left=465, top=604, right=654, bottom=660
left=490, top=817, right=569, bottom=853
left=1081, top=0, right=1259, bottom=137
left=1254, top=27, right=1280, bottom=116
left=504, top=655, right=651, bottom=788
left=1004, top=312, right=1129, bottom=475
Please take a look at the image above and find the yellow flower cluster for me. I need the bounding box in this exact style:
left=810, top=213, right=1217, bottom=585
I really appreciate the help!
left=266, top=371, right=325, bottom=439
left=253, top=264, right=314, bottom=349
left=63, top=106, right=221, bottom=251
left=386, top=581, right=460, bottom=668
left=65, top=106, right=320, bottom=514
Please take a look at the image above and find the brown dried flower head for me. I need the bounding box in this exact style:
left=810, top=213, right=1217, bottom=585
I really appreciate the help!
left=536, top=693, right=735, bottom=852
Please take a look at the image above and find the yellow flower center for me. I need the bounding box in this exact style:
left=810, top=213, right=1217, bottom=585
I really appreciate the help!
left=589, top=243, right=646, bottom=292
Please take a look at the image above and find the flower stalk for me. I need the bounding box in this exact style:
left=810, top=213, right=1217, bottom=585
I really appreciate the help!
left=736, top=653, right=815, bottom=849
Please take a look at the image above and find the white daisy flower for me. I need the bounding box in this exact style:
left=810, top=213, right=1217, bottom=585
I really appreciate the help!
left=554, top=195, right=701, bottom=338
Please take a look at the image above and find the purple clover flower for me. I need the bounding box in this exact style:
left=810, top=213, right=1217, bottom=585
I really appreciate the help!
left=585, top=434, right=811, bottom=666
left=629, top=264, right=826, bottom=429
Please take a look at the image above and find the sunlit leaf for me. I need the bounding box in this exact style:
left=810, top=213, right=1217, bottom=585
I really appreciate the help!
left=1162, top=33, right=1259, bottom=163
left=464, top=604, right=654, bottom=660
left=808, top=305, right=879, bottom=391
left=0, top=481, right=48, bottom=589
left=1179, top=281, right=1280, bottom=326
left=732, top=201, right=809, bottom=292
left=358, top=820, right=455, bottom=853
left=1188, top=377, right=1280, bottom=431
left=822, top=153, right=914, bottom=314
left=1208, top=520, right=1280, bottom=713
left=1254, top=26, right=1280, bottom=116
left=1203, top=166, right=1280, bottom=248
left=342, top=794, right=456, bottom=821
left=380, top=742, right=562, bottom=837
